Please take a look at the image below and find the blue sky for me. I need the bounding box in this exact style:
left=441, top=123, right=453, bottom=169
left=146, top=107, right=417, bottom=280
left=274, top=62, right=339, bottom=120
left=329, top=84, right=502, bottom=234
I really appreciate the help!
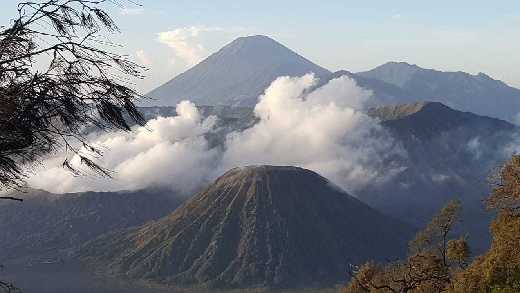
left=2, top=0, right=520, bottom=91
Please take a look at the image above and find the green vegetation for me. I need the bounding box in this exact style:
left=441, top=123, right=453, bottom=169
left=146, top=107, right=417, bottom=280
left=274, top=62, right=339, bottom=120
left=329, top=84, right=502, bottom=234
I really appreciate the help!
left=450, top=155, right=520, bottom=292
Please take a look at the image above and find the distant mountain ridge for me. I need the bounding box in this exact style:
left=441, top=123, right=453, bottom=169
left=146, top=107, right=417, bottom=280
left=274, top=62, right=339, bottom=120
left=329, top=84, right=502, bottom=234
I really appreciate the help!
left=368, top=101, right=515, bottom=139
left=362, top=101, right=519, bottom=251
left=368, top=101, right=431, bottom=121
left=0, top=189, right=183, bottom=264
left=80, top=166, right=414, bottom=289
left=146, top=36, right=520, bottom=123
left=146, top=35, right=330, bottom=107
left=358, top=62, right=520, bottom=122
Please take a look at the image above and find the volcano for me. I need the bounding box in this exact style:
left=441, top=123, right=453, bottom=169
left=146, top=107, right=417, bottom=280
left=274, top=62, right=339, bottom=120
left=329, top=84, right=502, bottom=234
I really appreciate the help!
left=80, top=166, right=414, bottom=288
left=145, top=35, right=330, bottom=107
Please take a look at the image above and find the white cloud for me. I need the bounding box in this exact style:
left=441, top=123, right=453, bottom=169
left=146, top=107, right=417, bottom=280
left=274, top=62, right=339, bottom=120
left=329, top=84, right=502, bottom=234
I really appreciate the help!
left=157, top=26, right=223, bottom=66
left=391, top=14, right=402, bottom=20
left=466, top=137, right=482, bottom=159
left=27, top=75, right=406, bottom=195
left=28, top=101, right=219, bottom=195
left=220, top=74, right=406, bottom=193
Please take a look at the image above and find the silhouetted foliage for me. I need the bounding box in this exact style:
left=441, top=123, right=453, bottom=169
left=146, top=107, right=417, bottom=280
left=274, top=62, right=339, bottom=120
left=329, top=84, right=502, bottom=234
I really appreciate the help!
left=0, top=0, right=145, bottom=191
left=344, top=200, right=468, bottom=292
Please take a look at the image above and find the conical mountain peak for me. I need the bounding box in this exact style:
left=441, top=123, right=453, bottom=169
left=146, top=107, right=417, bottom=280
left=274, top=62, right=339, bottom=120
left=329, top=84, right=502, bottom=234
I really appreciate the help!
left=80, top=166, right=413, bottom=288
left=225, top=35, right=281, bottom=48
left=146, top=36, right=330, bottom=107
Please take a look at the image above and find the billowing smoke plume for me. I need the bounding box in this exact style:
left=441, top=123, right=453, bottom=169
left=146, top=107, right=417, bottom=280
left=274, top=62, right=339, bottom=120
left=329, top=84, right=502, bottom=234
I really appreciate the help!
left=28, top=75, right=406, bottom=195
left=221, top=74, right=406, bottom=192
left=28, top=101, right=219, bottom=195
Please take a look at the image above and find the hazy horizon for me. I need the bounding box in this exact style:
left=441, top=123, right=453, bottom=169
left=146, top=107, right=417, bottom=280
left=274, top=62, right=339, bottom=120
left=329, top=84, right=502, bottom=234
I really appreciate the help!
left=2, top=0, right=519, bottom=92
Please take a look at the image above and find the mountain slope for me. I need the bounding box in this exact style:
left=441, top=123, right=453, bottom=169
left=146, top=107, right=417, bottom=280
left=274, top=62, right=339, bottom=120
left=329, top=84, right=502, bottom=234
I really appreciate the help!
left=362, top=102, right=519, bottom=251
left=0, top=189, right=183, bottom=264
left=368, top=101, right=515, bottom=139
left=80, top=166, right=414, bottom=289
left=318, top=70, right=416, bottom=106
left=358, top=62, right=520, bottom=122
left=146, top=35, right=331, bottom=107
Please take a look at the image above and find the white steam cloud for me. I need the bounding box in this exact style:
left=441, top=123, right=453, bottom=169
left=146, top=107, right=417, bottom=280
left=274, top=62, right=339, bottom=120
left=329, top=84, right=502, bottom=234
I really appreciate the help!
left=28, top=75, right=406, bottom=195
left=28, top=101, right=219, bottom=195
left=466, top=137, right=483, bottom=159
left=221, top=74, right=405, bottom=191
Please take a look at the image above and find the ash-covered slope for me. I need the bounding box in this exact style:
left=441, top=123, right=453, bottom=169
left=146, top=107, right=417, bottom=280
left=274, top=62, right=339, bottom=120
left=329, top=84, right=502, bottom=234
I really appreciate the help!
left=358, top=62, right=520, bottom=122
left=0, top=189, right=183, bottom=264
left=80, top=166, right=414, bottom=288
left=146, top=35, right=330, bottom=107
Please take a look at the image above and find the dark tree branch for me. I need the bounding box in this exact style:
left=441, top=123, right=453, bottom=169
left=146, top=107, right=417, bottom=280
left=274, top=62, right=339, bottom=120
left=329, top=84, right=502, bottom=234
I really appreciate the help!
left=0, top=197, right=23, bottom=202
left=0, top=0, right=145, bottom=189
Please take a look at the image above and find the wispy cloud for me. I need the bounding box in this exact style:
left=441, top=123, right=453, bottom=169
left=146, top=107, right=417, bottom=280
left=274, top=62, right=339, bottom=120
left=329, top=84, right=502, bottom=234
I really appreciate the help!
left=157, top=26, right=224, bottom=66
